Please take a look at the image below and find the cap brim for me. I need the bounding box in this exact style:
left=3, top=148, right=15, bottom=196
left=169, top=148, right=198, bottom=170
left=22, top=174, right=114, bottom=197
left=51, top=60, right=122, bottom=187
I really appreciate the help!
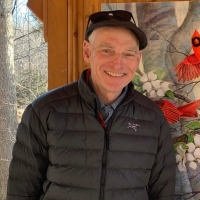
left=85, top=19, right=147, bottom=50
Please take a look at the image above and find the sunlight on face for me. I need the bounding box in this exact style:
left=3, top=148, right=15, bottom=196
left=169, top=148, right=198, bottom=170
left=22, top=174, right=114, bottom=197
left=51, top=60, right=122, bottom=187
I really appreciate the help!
left=93, top=44, right=139, bottom=61
left=84, top=27, right=142, bottom=101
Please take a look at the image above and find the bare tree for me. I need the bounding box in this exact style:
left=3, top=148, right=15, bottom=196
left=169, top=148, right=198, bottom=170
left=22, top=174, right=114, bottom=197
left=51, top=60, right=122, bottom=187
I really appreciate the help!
left=0, top=0, right=47, bottom=198
left=13, top=0, right=47, bottom=117
left=0, top=0, right=17, bottom=199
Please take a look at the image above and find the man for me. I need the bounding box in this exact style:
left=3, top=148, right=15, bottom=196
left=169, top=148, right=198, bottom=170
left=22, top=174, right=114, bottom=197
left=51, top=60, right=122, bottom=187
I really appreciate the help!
left=7, top=10, right=175, bottom=200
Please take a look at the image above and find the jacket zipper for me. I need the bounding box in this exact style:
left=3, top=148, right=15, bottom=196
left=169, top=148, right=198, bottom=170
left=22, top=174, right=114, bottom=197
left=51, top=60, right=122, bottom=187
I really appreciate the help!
left=99, top=109, right=118, bottom=200
left=99, top=126, right=108, bottom=200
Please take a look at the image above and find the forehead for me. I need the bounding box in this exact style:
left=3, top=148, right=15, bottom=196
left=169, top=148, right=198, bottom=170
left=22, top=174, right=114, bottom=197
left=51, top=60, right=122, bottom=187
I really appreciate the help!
left=89, top=27, right=139, bottom=48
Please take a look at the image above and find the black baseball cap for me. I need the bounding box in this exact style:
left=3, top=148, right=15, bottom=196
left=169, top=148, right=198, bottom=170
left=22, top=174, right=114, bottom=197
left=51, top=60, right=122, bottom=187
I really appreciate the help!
left=85, top=10, right=147, bottom=50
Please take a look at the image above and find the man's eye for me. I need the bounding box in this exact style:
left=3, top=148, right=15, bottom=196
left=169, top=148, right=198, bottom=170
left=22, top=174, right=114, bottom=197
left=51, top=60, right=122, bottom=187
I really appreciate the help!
left=124, top=53, right=135, bottom=57
left=101, top=49, right=112, bottom=53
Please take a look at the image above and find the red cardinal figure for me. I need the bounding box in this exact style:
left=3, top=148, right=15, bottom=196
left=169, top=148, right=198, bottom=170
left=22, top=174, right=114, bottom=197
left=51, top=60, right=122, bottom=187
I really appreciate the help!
left=174, top=29, right=200, bottom=83
left=154, top=99, right=200, bottom=123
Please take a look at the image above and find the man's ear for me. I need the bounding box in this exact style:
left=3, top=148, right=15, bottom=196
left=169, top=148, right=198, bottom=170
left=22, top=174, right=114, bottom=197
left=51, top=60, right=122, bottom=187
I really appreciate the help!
left=83, top=40, right=91, bottom=63
left=137, top=50, right=143, bottom=66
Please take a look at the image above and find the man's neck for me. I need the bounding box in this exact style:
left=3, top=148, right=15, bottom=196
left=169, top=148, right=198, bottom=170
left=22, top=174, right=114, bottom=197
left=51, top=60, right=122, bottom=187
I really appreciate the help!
left=93, top=85, right=122, bottom=104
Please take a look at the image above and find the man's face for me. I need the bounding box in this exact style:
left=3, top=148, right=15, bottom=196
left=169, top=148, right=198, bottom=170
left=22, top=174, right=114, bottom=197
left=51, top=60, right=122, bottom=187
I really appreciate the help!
left=83, top=27, right=142, bottom=96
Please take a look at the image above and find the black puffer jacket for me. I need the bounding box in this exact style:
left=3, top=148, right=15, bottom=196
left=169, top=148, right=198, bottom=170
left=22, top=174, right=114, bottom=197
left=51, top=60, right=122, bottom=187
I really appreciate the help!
left=7, top=69, right=175, bottom=200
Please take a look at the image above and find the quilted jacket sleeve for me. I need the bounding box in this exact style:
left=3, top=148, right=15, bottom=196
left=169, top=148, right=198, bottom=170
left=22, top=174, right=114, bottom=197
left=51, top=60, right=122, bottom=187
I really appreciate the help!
left=7, top=104, right=49, bottom=200
left=148, top=115, right=176, bottom=200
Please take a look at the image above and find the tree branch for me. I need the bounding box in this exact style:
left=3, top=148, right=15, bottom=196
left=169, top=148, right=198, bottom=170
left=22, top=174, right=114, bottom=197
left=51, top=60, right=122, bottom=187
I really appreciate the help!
left=12, top=0, right=17, bottom=15
left=14, top=30, right=40, bottom=41
left=173, top=92, right=191, bottom=103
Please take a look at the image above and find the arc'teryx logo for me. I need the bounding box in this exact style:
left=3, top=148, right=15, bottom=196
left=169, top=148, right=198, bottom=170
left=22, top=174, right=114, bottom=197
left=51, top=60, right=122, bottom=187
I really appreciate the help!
left=127, top=122, right=140, bottom=131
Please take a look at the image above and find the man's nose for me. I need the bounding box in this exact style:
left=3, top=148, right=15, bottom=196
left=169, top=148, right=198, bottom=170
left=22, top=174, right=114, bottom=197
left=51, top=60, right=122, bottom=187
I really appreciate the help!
left=111, top=52, right=123, bottom=68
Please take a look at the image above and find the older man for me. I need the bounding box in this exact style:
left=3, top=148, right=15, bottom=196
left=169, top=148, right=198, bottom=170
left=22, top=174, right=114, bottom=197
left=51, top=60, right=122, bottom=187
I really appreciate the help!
left=7, top=10, right=175, bottom=200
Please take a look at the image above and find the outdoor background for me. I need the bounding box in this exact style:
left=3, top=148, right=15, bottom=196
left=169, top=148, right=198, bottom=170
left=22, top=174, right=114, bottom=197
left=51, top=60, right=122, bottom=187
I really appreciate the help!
left=0, top=0, right=47, bottom=199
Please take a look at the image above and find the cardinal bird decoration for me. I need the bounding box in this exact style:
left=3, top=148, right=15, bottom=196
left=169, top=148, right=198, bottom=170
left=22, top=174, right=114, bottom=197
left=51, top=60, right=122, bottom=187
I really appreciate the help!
left=154, top=99, right=200, bottom=123
left=174, top=29, right=200, bottom=83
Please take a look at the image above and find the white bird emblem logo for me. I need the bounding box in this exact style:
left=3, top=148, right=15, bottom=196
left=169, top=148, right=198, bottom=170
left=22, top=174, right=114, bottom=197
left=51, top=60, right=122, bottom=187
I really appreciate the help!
left=127, top=122, right=140, bottom=131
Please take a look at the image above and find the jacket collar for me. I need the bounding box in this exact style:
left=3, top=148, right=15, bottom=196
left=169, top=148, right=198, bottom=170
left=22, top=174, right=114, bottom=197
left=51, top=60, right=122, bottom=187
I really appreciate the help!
left=78, top=69, right=98, bottom=111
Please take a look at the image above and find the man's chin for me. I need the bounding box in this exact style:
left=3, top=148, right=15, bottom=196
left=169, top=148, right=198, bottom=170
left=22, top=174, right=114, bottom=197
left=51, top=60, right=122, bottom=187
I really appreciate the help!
left=103, top=85, right=124, bottom=94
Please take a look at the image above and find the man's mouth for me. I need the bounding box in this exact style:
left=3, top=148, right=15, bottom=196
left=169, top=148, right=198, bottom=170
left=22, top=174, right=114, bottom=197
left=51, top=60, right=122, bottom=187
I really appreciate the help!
left=105, top=71, right=125, bottom=77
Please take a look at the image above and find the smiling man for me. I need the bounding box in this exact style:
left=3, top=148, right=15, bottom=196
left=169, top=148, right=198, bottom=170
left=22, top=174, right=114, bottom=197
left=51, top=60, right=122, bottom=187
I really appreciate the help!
left=83, top=26, right=142, bottom=104
left=7, top=10, right=175, bottom=200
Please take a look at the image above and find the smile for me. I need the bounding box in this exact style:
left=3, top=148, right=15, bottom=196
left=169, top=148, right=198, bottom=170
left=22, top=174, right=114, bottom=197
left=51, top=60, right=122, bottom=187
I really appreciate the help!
left=105, top=71, right=125, bottom=77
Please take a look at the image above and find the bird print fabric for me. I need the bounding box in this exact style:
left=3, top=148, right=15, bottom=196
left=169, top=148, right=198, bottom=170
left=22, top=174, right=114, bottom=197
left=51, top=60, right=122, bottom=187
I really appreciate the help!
left=154, top=99, right=200, bottom=123
left=174, top=29, right=200, bottom=82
